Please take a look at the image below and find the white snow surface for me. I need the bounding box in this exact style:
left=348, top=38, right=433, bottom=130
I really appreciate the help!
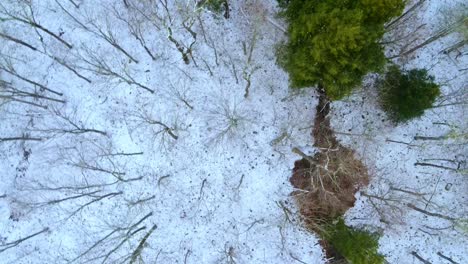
left=0, top=0, right=466, bottom=264
left=330, top=0, right=467, bottom=263
left=1, top=0, right=322, bottom=263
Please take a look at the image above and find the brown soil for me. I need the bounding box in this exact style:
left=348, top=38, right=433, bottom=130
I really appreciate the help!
left=290, top=88, right=370, bottom=261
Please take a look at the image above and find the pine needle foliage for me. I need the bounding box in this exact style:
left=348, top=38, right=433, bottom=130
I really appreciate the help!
left=378, top=65, right=440, bottom=122
left=278, top=0, right=405, bottom=100
left=324, top=218, right=385, bottom=264
left=200, top=0, right=228, bottom=15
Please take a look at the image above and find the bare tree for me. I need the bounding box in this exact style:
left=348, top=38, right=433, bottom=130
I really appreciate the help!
left=111, top=5, right=158, bottom=61
left=0, top=228, right=49, bottom=253
left=360, top=184, right=429, bottom=225
left=407, top=203, right=458, bottom=222
left=47, top=53, right=92, bottom=84
left=167, top=20, right=197, bottom=65
left=389, top=8, right=467, bottom=59
left=7, top=191, right=153, bottom=263
left=385, top=0, right=427, bottom=30
left=241, top=26, right=261, bottom=98
left=85, top=17, right=140, bottom=64
left=0, top=58, right=64, bottom=96
left=0, top=70, right=66, bottom=111
left=118, top=0, right=201, bottom=65
left=165, top=79, right=194, bottom=110
left=390, top=19, right=465, bottom=59
left=67, top=0, right=81, bottom=9
left=205, top=98, right=251, bottom=146
left=0, top=32, right=38, bottom=51
left=431, top=86, right=468, bottom=109
left=437, top=252, right=460, bottom=264
left=0, top=135, right=42, bottom=143
left=62, top=141, right=137, bottom=183
left=1, top=80, right=49, bottom=110
left=30, top=106, right=107, bottom=139
left=414, top=161, right=465, bottom=172
left=79, top=47, right=154, bottom=93
left=11, top=138, right=145, bottom=221
left=16, top=187, right=122, bottom=221
left=197, top=16, right=219, bottom=67
left=128, top=224, right=158, bottom=264
left=124, top=102, right=182, bottom=150
left=148, top=0, right=198, bottom=64
left=0, top=1, right=73, bottom=49
left=123, top=0, right=163, bottom=31
left=240, top=4, right=263, bottom=98
left=411, top=251, right=432, bottom=264
left=0, top=5, right=93, bottom=84
left=70, top=212, right=155, bottom=263
left=53, top=0, right=140, bottom=63
left=218, top=243, right=238, bottom=264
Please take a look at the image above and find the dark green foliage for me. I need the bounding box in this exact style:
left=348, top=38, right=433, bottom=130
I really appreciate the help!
left=378, top=65, right=440, bottom=122
left=276, top=0, right=291, bottom=9
left=279, top=0, right=405, bottom=100
left=324, top=219, right=385, bottom=264
left=200, top=0, right=228, bottom=15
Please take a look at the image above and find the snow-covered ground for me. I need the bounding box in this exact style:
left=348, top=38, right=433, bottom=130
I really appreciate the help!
left=331, top=0, right=467, bottom=263
left=0, top=1, right=323, bottom=263
left=0, top=0, right=466, bottom=263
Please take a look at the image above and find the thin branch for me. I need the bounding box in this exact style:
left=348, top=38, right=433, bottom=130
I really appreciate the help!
left=0, top=3, right=73, bottom=49
left=0, top=137, right=42, bottom=143
left=0, top=32, right=37, bottom=51
left=129, top=224, right=157, bottom=264
left=437, top=252, right=459, bottom=264
left=407, top=203, right=456, bottom=221
left=0, top=228, right=49, bottom=253
left=411, top=251, right=432, bottom=264
left=414, top=162, right=458, bottom=172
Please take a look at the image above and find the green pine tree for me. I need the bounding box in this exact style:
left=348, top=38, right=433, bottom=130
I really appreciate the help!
left=279, top=0, right=405, bottom=100
left=324, top=218, right=385, bottom=264
left=378, top=65, right=440, bottom=122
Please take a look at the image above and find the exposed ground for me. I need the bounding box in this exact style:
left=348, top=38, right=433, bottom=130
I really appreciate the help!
left=290, top=88, right=370, bottom=261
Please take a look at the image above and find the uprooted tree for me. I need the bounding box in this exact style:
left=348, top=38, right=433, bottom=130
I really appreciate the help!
left=290, top=88, right=373, bottom=261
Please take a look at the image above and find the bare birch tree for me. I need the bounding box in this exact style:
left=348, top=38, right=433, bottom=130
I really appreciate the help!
left=0, top=1, right=73, bottom=49
left=79, top=47, right=155, bottom=93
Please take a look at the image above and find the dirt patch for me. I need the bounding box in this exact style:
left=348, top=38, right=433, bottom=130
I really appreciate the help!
left=290, top=88, right=370, bottom=261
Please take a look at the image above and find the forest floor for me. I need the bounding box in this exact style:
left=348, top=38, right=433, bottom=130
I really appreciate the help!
left=0, top=0, right=466, bottom=263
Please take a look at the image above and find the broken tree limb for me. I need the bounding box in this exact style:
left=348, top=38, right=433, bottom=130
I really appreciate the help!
left=407, top=203, right=456, bottom=221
